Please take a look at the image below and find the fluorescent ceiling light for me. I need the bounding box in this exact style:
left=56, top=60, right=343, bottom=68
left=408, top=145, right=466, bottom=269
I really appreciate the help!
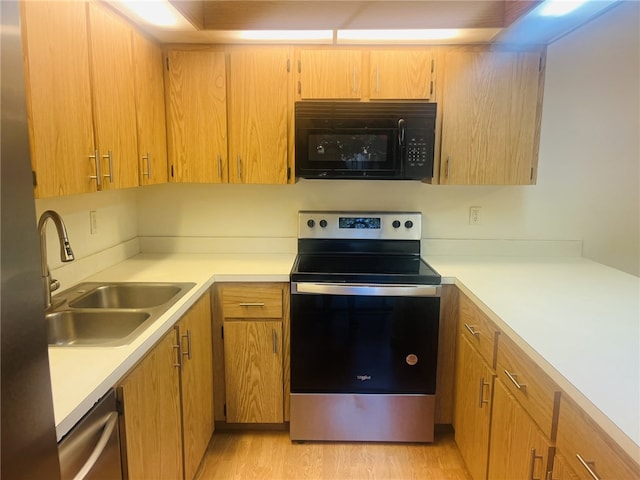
left=116, top=1, right=184, bottom=27
left=337, top=29, right=460, bottom=42
left=237, top=30, right=334, bottom=42
left=539, top=0, right=589, bottom=17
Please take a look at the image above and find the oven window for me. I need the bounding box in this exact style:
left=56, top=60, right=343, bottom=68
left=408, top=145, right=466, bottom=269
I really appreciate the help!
left=290, top=294, right=439, bottom=395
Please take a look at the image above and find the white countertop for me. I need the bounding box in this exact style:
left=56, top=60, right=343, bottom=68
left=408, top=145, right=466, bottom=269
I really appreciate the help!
left=49, top=252, right=639, bottom=461
left=425, top=254, right=640, bottom=457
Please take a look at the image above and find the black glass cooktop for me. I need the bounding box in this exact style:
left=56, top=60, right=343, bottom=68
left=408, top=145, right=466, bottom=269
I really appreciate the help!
left=291, top=253, right=441, bottom=285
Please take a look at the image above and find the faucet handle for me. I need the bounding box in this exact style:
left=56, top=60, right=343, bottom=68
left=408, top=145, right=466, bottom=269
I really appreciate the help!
left=50, top=278, right=61, bottom=293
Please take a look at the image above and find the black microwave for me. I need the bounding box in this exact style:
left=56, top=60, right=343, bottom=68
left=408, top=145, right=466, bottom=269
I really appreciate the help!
left=295, top=101, right=436, bottom=180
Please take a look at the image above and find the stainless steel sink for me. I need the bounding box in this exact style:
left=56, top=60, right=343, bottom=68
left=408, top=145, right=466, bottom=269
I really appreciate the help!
left=47, top=310, right=151, bottom=347
left=47, top=281, right=196, bottom=347
left=69, top=283, right=184, bottom=309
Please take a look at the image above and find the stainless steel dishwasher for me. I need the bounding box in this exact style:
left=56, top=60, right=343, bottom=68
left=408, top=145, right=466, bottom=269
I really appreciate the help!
left=58, top=389, right=123, bottom=480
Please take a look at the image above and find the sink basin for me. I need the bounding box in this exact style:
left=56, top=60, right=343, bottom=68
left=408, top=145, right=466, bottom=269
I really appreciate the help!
left=48, top=281, right=195, bottom=347
left=69, top=283, right=187, bottom=309
left=47, top=310, right=151, bottom=347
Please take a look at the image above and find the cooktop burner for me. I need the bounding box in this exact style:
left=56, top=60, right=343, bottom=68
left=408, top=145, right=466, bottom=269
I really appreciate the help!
left=291, top=211, right=441, bottom=285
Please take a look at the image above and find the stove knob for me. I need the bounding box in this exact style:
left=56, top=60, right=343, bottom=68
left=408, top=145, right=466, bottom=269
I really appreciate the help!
left=392, top=220, right=401, bottom=228
left=307, top=219, right=315, bottom=228
left=319, top=219, right=328, bottom=228
left=405, top=220, right=414, bottom=229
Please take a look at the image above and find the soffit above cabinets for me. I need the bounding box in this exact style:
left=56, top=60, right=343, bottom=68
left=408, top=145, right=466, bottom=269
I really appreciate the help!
left=107, top=0, right=621, bottom=45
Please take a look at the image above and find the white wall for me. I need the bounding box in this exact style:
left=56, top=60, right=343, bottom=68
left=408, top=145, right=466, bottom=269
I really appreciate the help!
left=37, top=2, right=639, bottom=276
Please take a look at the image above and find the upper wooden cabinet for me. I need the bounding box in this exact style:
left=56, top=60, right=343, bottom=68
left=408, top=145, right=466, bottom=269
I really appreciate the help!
left=131, top=30, right=168, bottom=186
left=296, top=48, right=434, bottom=100
left=21, top=1, right=97, bottom=198
left=165, top=49, right=228, bottom=183
left=87, top=1, right=139, bottom=191
left=21, top=0, right=160, bottom=197
left=369, top=49, right=434, bottom=100
left=227, top=47, right=291, bottom=184
left=439, top=48, right=545, bottom=185
left=298, top=49, right=363, bottom=99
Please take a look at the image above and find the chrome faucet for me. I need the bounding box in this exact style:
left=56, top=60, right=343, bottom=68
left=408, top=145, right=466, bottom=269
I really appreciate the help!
left=38, top=210, right=74, bottom=309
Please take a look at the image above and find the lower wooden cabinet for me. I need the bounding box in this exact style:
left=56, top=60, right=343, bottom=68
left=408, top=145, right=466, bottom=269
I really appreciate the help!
left=214, top=283, right=290, bottom=425
left=453, top=335, right=495, bottom=480
left=487, top=379, right=553, bottom=480
left=118, top=328, right=183, bottom=479
left=223, top=320, right=283, bottom=423
left=118, top=291, right=214, bottom=480
left=554, top=395, right=640, bottom=480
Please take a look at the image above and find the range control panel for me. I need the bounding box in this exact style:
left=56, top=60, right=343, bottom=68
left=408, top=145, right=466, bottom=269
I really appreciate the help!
left=298, top=211, right=422, bottom=240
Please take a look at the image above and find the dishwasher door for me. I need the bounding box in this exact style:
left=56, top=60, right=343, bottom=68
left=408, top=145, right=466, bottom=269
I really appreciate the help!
left=58, top=389, right=123, bottom=480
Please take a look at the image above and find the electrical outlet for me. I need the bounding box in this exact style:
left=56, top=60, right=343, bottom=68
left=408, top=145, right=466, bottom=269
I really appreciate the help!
left=89, top=210, right=98, bottom=235
left=469, top=206, right=481, bottom=225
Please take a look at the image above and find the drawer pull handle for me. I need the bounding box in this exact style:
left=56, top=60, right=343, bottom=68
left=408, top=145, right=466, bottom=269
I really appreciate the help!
left=478, top=377, right=490, bottom=408
left=239, top=302, right=265, bottom=307
left=528, top=448, right=544, bottom=480
left=504, top=369, right=527, bottom=390
left=464, top=323, right=480, bottom=336
left=272, top=329, right=278, bottom=354
left=576, top=453, right=601, bottom=480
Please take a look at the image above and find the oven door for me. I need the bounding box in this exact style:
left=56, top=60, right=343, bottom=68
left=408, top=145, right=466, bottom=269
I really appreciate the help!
left=295, top=123, right=401, bottom=178
left=290, top=282, right=440, bottom=395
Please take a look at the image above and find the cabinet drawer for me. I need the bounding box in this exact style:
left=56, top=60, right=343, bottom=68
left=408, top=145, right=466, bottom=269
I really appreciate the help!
left=221, top=284, right=283, bottom=319
left=556, top=396, right=640, bottom=480
left=496, top=333, right=560, bottom=440
left=458, top=293, right=499, bottom=368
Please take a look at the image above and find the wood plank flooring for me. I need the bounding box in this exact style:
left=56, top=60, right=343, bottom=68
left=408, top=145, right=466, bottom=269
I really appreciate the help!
left=195, top=428, right=471, bottom=480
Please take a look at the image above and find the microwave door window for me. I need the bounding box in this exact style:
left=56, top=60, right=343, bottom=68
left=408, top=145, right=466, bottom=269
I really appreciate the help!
left=309, top=133, right=394, bottom=172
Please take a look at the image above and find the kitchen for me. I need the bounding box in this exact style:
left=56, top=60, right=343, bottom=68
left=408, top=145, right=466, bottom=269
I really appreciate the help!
left=2, top=0, right=639, bottom=479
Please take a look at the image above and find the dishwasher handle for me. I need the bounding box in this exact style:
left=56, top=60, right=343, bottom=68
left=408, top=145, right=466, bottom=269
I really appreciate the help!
left=71, top=412, right=118, bottom=480
left=292, top=282, right=441, bottom=297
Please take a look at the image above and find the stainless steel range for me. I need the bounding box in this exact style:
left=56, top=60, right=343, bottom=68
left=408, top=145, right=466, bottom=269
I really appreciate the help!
left=289, top=211, right=441, bottom=443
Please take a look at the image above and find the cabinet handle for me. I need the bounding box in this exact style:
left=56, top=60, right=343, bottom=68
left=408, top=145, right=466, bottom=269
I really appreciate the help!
left=352, top=66, right=358, bottom=95
left=102, top=150, right=113, bottom=183
left=239, top=302, right=265, bottom=307
left=528, top=448, right=544, bottom=480
left=89, top=150, right=102, bottom=187
left=181, top=329, right=192, bottom=361
left=504, top=369, right=527, bottom=390
left=464, top=323, right=480, bottom=337
left=172, top=343, right=181, bottom=368
left=576, top=454, right=601, bottom=480
left=237, top=155, right=242, bottom=180
left=478, top=377, right=490, bottom=408
left=446, top=155, right=451, bottom=178
left=272, top=329, right=278, bottom=354
left=375, top=66, right=380, bottom=93
left=217, top=154, right=222, bottom=180
left=142, top=152, right=151, bottom=178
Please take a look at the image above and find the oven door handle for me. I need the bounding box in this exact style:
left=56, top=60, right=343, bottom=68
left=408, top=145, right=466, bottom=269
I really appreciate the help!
left=291, top=282, right=441, bottom=297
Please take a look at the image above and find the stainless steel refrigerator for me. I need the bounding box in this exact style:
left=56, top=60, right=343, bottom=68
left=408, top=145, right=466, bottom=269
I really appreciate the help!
left=1, top=1, right=62, bottom=478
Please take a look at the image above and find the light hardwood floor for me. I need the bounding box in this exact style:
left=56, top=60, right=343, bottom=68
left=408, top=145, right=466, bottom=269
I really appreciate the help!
left=195, top=428, right=471, bottom=480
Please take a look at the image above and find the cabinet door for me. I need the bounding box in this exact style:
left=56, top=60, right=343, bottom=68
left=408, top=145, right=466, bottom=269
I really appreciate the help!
left=488, top=379, right=552, bottom=480
left=87, top=1, right=139, bottom=190
left=21, top=1, right=97, bottom=198
left=440, top=50, right=542, bottom=185
left=118, top=330, right=183, bottom=480
left=132, top=30, right=168, bottom=186
left=224, top=320, right=284, bottom=423
left=454, top=335, right=495, bottom=480
left=369, top=50, right=433, bottom=100
left=228, top=47, right=290, bottom=184
left=298, top=49, right=362, bottom=99
left=166, top=50, right=228, bottom=183
left=178, top=292, right=214, bottom=480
